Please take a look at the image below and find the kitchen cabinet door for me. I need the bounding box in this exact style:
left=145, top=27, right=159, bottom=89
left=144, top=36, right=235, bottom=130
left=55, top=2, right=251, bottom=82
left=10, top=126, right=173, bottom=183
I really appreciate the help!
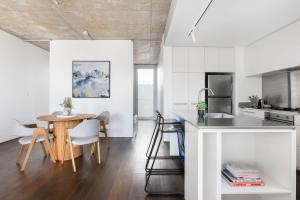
left=188, top=47, right=205, bottom=72
left=173, top=47, right=188, bottom=72
left=188, top=73, right=205, bottom=105
left=220, top=48, right=235, bottom=72
left=205, top=47, right=220, bottom=72
left=172, top=73, right=188, bottom=103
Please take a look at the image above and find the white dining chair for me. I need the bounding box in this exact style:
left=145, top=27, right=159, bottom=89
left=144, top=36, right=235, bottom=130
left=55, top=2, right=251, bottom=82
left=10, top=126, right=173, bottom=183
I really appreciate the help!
left=13, top=120, right=56, bottom=171
left=96, top=111, right=111, bottom=148
left=63, top=119, right=100, bottom=172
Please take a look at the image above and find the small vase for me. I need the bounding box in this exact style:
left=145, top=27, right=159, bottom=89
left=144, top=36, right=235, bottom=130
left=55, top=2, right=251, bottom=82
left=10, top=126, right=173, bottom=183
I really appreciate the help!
left=64, top=107, right=72, bottom=116
left=198, top=110, right=205, bottom=119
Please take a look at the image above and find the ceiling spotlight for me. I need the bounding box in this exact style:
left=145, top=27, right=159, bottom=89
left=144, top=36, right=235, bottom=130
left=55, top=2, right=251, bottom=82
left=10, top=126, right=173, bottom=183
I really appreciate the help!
left=189, top=26, right=197, bottom=43
left=52, top=0, right=62, bottom=5
left=82, top=30, right=94, bottom=40
left=82, top=31, right=89, bottom=36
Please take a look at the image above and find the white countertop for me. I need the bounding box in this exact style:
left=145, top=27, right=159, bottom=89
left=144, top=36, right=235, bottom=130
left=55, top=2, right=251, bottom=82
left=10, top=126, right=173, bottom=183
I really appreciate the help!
left=173, top=109, right=295, bottom=130
left=240, top=107, right=300, bottom=116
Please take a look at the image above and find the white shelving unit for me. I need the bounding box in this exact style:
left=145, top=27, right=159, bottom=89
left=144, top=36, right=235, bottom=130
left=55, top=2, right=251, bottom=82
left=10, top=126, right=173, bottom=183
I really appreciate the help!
left=184, top=122, right=296, bottom=200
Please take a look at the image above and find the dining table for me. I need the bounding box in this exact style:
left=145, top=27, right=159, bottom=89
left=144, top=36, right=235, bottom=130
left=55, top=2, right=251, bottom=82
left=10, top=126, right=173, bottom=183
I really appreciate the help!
left=37, top=114, right=96, bottom=161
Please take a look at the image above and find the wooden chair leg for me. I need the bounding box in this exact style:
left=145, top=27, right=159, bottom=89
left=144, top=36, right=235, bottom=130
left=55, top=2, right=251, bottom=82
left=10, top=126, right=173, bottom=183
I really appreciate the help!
left=101, top=121, right=111, bottom=149
left=39, top=142, right=47, bottom=157
left=68, top=135, right=76, bottom=172
left=97, top=139, right=101, bottom=165
left=16, top=145, right=25, bottom=165
left=21, top=142, right=35, bottom=171
left=90, top=143, right=95, bottom=157
left=62, top=140, right=67, bottom=165
left=39, top=129, right=56, bottom=163
left=61, top=139, right=66, bottom=165
left=104, top=129, right=111, bottom=149
left=48, top=139, right=54, bottom=156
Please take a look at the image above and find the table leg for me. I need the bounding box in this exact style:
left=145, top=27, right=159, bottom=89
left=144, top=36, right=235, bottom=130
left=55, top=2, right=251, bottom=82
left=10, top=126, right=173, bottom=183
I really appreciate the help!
left=53, top=121, right=83, bottom=161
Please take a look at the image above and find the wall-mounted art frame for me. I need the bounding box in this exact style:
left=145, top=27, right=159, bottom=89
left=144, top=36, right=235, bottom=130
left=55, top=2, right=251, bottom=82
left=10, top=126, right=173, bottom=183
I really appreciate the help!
left=72, top=61, right=110, bottom=98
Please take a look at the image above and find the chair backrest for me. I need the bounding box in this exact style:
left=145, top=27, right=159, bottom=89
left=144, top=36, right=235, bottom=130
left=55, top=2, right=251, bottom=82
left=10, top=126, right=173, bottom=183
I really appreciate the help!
left=96, top=111, right=110, bottom=124
left=68, top=119, right=100, bottom=138
left=12, top=120, right=36, bottom=137
left=52, top=111, right=63, bottom=116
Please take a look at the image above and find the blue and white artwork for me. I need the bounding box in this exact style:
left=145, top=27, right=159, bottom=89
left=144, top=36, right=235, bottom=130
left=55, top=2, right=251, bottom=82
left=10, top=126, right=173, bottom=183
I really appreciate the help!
left=72, top=61, right=110, bottom=98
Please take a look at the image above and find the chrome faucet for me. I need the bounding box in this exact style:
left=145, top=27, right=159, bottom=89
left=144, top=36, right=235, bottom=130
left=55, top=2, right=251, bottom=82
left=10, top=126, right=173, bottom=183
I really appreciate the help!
left=198, top=88, right=215, bottom=102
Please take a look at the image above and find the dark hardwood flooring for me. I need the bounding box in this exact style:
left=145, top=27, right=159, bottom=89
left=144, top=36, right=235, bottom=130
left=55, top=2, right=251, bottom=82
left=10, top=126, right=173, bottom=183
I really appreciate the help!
left=1, top=120, right=300, bottom=199
left=0, top=121, right=184, bottom=200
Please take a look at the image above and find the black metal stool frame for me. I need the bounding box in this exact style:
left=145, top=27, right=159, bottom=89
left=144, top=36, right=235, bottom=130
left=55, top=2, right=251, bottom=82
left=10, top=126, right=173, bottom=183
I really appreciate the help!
left=144, top=111, right=184, bottom=196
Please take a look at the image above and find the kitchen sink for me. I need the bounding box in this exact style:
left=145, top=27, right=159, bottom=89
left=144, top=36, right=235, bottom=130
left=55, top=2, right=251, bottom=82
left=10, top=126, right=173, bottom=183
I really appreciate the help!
left=204, top=113, right=234, bottom=118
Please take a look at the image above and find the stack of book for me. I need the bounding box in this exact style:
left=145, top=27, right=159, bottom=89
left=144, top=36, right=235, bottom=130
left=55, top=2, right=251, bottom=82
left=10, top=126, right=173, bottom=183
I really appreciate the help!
left=222, top=163, right=265, bottom=187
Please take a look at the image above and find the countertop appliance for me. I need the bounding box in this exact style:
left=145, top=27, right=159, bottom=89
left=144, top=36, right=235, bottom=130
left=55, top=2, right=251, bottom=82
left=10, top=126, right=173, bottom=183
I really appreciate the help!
left=265, top=111, right=294, bottom=125
left=205, top=73, right=233, bottom=114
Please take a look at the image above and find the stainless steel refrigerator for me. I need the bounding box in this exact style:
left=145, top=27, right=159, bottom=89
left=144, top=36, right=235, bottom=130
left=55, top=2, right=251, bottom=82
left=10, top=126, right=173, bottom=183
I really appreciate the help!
left=205, top=73, right=233, bottom=114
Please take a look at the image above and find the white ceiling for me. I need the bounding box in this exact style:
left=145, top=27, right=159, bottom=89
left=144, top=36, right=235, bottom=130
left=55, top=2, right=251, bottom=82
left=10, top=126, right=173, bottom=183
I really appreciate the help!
left=165, top=0, right=300, bottom=47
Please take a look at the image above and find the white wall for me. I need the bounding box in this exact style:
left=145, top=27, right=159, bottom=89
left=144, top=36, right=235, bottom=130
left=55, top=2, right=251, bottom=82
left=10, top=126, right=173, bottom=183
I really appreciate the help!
left=49, top=40, right=133, bottom=137
left=245, top=20, right=300, bottom=75
left=0, top=30, right=49, bottom=143
left=234, top=47, right=262, bottom=114
left=161, top=46, right=174, bottom=116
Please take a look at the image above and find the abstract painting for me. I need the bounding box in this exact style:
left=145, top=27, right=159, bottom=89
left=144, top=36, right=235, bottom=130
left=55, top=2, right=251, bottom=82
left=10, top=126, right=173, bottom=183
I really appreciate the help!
left=72, top=61, right=110, bottom=98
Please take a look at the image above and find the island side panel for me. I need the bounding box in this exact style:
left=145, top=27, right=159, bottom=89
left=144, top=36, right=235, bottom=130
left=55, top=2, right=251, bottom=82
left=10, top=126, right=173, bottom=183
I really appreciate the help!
left=203, top=130, right=222, bottom=200
left=185, top=122, right=202, bottom=200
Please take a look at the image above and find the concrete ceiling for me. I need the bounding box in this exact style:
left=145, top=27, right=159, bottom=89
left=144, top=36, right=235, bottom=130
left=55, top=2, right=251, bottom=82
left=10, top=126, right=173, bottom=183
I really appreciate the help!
left=165, top=0, right=300, bottom=47
left=0, top=0, right=172, bottom=64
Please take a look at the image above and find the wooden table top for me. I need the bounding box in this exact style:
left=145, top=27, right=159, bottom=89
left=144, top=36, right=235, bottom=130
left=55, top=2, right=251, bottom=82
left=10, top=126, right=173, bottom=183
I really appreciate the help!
left=37, top=114, right=96, bottom=122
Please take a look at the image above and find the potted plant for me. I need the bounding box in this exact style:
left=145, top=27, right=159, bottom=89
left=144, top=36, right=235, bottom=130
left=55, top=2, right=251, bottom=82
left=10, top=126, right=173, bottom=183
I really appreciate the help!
left=195, top=101, right=207, bottom=119
left=60, top=97, right=73, bottom=115
left=249, top=95, right=260, bottom=108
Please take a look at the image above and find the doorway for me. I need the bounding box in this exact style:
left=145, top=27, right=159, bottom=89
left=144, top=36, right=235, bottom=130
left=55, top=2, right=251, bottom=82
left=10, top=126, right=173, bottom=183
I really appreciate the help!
left=134, top=66, right=156, bottom=120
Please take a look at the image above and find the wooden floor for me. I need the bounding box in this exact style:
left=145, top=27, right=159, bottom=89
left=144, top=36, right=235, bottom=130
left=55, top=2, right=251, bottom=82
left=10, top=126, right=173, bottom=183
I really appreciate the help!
left=0, top=121, right=184, bottom=200
left=1, top=120, right=300, bottom=200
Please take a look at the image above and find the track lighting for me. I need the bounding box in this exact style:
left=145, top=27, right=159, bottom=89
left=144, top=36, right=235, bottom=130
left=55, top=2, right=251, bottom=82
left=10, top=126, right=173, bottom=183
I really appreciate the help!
left=187, top=0, right=216, bottom=42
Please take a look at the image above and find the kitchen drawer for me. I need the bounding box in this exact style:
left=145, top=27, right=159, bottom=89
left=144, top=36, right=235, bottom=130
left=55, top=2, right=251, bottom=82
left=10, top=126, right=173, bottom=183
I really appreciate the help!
left=240, top=108, right=265, bottom=119
left=297, top=126, right=300, bottom=146
left=297, top=147, right=300, bottom=170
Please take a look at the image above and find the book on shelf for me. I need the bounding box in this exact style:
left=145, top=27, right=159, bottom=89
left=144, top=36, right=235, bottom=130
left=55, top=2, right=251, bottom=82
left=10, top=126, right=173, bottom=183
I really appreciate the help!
left=224, top=163, right=260, bottom=178
left=222, top=169, right=262, bottom=183
left=222, top=162, right=264, bottom=187
left=223, top=174, right=265, bottom=187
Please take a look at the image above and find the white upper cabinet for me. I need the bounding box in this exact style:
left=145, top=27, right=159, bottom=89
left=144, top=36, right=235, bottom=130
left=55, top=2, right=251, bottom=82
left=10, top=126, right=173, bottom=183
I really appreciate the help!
left=204, top=48, right=220, bottom=72
left=173, top=47, right=188, bottom=72
left=220, top=48, right=235, bottom=72
left=205, top=47, right=235, bottom=72
left=172, top=73, right=188, bottom=103
left=188, top=73, right=205, bottom=105
left=188, top=47, right=205, bottom=72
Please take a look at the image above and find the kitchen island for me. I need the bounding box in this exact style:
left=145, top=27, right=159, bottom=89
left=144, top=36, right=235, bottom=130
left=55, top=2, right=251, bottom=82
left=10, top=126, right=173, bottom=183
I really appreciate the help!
left=174, top=110, right=296, bottom=200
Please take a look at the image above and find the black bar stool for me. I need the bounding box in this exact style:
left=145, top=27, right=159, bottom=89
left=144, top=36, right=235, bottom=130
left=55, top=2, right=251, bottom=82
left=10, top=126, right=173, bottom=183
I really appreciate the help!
left=145, top=111, right=184, bottom=196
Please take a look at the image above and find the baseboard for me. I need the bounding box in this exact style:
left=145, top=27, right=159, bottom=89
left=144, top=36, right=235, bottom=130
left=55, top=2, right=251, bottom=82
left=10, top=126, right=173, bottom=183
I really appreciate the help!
left=0, top=136, right=18, bottom=143
left=99, top=132, right=133, bottom=137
